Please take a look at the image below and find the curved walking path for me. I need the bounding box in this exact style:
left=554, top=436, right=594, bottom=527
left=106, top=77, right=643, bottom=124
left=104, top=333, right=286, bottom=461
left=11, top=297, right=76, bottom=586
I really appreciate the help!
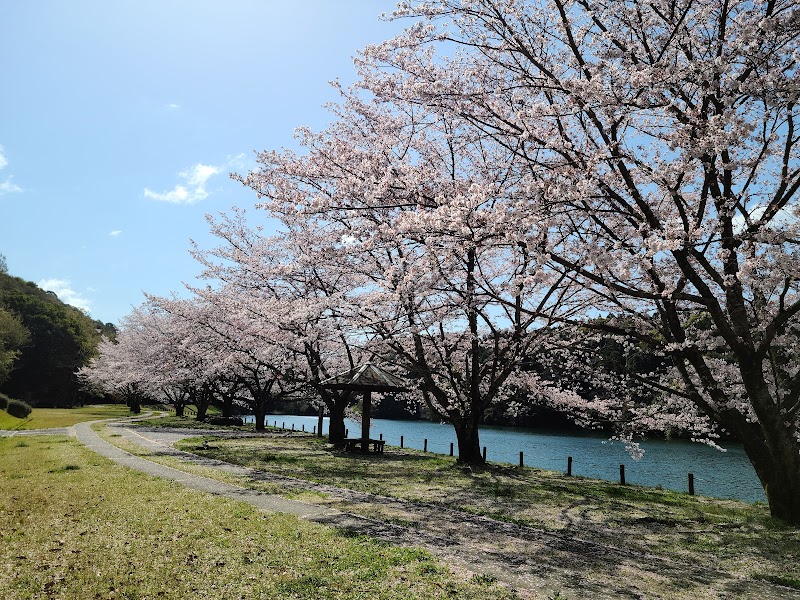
left=68, top=418, right=796, bottom=599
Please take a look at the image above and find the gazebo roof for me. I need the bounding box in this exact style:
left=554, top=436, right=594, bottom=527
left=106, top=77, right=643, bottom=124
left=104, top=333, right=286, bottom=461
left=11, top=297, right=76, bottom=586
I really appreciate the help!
left=319, top=362, right=408, bottom=392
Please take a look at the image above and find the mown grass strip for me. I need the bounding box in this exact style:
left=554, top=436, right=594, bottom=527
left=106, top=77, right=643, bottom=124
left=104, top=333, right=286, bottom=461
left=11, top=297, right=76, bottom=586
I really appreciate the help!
left=0, top=434, right=515, bottom=599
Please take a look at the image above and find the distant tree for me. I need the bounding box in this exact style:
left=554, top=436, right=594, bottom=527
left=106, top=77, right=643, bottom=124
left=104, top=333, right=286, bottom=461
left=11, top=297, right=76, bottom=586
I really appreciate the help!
left=192, top=212, right=371, bottom=442
left=0, top=254, right=7, bottom=274
left=0, top=306, right=29, bottom=384
left=0, top=274, right=99, bottom=406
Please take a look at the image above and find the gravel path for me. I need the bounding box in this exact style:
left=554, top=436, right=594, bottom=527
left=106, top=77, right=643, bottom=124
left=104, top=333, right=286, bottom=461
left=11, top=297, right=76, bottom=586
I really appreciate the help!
left=68, top=419, right=798, bottom=599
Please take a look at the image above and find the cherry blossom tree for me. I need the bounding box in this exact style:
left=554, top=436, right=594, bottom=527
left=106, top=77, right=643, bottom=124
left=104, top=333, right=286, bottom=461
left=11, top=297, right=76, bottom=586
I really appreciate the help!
left=173, top=286, right=302, bottom=431
left=81, top=300, right=225, bottom=419
left=361, top=0, right=800, bottom=521
left=235, top=93, right=589, bottom=463
left=190, top=210, right=372, bottom=443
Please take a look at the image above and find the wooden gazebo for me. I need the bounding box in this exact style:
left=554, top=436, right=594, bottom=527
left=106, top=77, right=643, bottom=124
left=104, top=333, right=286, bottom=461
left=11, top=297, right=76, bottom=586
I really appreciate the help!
left=320, top=362, right=407, bottom=453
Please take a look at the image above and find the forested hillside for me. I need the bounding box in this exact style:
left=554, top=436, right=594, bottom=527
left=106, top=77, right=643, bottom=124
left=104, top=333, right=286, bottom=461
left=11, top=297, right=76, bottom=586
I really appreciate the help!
left=0, top=261, right=115, bottom=407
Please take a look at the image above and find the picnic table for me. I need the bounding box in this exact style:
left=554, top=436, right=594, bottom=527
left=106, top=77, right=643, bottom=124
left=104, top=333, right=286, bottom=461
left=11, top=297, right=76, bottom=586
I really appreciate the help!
left=343, top=438, right=385, bottom=454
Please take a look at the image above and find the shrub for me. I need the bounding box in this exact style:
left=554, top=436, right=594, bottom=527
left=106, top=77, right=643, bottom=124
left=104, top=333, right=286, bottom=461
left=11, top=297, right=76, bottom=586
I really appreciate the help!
left=6, top=398, right=32, bottom=419
left=0, top=392, right=9, bottom=410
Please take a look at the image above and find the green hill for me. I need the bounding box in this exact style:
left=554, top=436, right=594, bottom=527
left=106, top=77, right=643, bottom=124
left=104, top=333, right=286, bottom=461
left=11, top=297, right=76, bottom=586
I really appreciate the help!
left=0, top=270, right=116, bottom=407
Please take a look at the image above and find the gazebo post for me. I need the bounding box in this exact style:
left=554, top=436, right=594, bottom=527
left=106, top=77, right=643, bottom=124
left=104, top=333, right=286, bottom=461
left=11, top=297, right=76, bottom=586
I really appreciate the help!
left=319, top=362, right=407, bottom=455
left=361, top=390, right=371, bottom=453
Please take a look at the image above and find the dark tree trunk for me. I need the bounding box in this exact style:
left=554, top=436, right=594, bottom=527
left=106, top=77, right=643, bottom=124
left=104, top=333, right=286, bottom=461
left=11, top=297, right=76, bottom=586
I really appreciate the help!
left=195, top=389, right=210, bottom=421
left=128, top=398, right=141, bottom=414
left=222, top=394, right=234, bottom=418
left=328, top=401, right=347, bottom=445
left=360, top=391, right=371, bottom=453
left=736, top=416, right=800, bottom=525
left=725, top=360, right=800, bottom=524
left=454, top=417, right=483, bottom=465
left=750, top=444, right=800, bottom=525
left=254, top=404, right=266, bottom=432
left=175, top=403, right=185, bottom=417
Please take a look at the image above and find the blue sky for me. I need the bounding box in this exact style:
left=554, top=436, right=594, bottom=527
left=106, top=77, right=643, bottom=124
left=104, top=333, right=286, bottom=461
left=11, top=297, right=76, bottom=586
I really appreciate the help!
left=0, top=1, right=402, bottom=324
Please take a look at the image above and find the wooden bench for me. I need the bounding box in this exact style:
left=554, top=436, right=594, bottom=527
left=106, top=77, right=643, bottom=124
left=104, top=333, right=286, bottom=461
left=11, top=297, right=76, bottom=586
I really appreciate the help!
left=343, top=438, right=386, bottom=454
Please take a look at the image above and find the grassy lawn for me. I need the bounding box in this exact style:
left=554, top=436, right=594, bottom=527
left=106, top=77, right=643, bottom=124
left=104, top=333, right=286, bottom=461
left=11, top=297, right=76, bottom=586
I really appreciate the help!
left=171, top=433, right=800, bottom=589
left=0, top=404, right=135, bottom=430
left=0, top=435, right=516, bottom=600
left=131, top=413, right=256, bottom=431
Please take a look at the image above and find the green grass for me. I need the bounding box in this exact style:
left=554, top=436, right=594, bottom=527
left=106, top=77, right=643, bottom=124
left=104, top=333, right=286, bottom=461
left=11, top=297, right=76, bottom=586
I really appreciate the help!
left=131, top=414, right=256, bottom=431
left=0, top=404, right=134, bottom=430
left=0, top=435, right=516, bottom=600
left=172, top=434, right=800, bottom=585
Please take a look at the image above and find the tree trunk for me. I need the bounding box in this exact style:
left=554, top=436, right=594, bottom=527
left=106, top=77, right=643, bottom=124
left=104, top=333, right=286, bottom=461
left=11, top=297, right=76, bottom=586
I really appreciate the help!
left=454, top=418, right=483, bottom=465
left=126, top=392, right=141, bottom=414
left=254, top=404, right=266, bottom=432
left=734, top=360, right=800, bottom=524
left=175, top=403, right=185, bottom=417
left=753, top=450, right=800, bottom=525
left=328, top=401, right=347, bottom=445
left=736, top=419, right=800, bottom=525
left=361, top=391, right=371, bottom=453
left=222, top=394, right=234, bottom=418
left=195, top=390, right=210, bottom=421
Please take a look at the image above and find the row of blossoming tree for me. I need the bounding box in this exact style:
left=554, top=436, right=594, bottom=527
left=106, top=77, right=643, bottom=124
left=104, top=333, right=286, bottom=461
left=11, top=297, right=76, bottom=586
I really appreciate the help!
left=83, top=0, right=800, bottom=523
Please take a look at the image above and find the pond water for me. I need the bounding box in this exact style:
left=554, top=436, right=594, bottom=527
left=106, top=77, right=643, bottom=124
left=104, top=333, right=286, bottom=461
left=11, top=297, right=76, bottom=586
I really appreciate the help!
left=245, top=414, right=765, bottom=503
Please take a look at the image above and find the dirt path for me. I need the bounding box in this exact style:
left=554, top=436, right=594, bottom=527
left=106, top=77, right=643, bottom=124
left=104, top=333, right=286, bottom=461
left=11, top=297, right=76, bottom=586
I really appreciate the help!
left=77, top=421, right=797, bottom=599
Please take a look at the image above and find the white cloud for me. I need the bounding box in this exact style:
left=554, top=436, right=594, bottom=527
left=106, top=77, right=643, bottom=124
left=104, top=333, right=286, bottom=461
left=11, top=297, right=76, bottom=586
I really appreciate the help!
left=226, top=152, right=249, bottom=171
left=144, top=163, right=222, bottom=204
left=109, top=230, right=122, bottom=237
left=37, top=279, right=92, bottom=313
left=182, top=163, right=220, bottom=187
left=0, top=177, right=22, bottom=196
left=732, top=204, right=797, bottom=234
left=0, top=145, right=22, bottom=196
left=165, top=103, right=181, bottom=110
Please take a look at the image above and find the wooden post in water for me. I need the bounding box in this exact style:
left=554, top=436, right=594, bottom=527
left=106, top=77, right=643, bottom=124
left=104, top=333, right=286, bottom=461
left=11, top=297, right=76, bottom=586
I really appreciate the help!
left=301, top=424, right=304, bottom=432
left=424, top=438, right=428, bottom=452
left=400, top=435, right=404, bottom=448
left=345, top=428, right=349, bottom=437
left=482, top=447, right=487, bottom=462
left=688, top=473, right=695, bottom=495
left=379, top=433, right=383, bottom=441
left=619, top=464, right=626, bottom=485
left=317, top=406, right=324, bottom=438
left=449, top=442, right=454, bottom=456
left=313, top=425, right=316, bottom=435
left=567, top=456, right=573, bottom=476
left=291, top=423, right=295, bottom=431
left=519, top=451, right=524, bottom=468
left=282, top=421, right=285, bottom=430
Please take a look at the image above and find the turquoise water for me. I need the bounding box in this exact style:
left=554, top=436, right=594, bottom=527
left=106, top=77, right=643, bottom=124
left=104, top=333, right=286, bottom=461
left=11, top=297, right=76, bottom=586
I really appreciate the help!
left=251, top=414, right=765, bottom=503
